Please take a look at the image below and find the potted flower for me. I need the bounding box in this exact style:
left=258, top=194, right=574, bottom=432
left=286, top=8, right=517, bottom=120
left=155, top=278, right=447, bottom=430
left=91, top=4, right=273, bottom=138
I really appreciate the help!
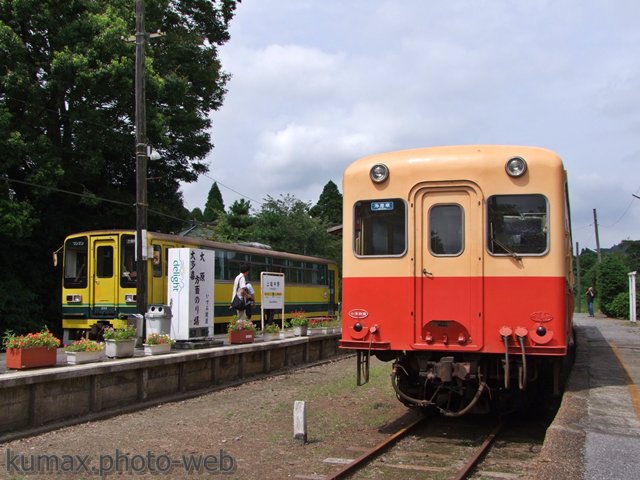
left=143, top=333, right=174, bottom=355
left=103, top=326, right=137, bottom=358
left=65, top=338, right=105, bottom=364
left=263, top=323, right=280, bottom=341
left=227, top=318, right=256, bottom=344
left=308, top=317, right=329, bottom=336
left=3, top=328, right=61, bottom=369
left=290, top=310, right=308, bottom=336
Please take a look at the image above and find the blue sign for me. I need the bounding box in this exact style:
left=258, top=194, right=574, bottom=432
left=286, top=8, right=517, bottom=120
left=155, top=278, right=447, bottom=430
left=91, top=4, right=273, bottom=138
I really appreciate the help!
left=371, top=201, right=394, bottom=211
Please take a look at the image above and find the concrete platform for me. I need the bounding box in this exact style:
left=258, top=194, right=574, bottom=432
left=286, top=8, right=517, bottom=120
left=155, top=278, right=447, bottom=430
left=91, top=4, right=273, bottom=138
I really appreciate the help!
left=0, top=332, right=344, bottom=442
left=533, top=313, right=640, bottom=480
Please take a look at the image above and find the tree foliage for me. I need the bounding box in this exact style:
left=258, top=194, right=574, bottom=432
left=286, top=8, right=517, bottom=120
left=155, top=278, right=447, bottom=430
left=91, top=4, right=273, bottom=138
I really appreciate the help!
left=203, top=182, right=225, bottom=221
left=595, top=254, right=629, bottom=317
left=0, top=0, right=240, bottom=335
left=574, top=242, right=640, bottom=318
left=251, top=195, right=341, bottom=262
left=309, top=180, right=342, bottom=226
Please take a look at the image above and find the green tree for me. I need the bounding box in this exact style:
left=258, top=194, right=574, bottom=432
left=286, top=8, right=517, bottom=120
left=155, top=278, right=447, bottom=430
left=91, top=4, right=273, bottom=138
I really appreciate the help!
left=191, top=207, right=204, bottom=222
left=203, top=182, right=225, bottom=222
left=212, top=198, right=253, bottom=241
left=310, top=180, right=342, bottom=226
left=251, top=194, right=341, bottom=261
left=596, top=254, right=628, bottom=317
left=0, top=0, right=240, bottom=335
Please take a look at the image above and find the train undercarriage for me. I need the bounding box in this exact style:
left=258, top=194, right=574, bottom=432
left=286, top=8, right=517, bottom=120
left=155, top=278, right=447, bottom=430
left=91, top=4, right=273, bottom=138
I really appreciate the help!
left=362, top=343, right=575, bottom=416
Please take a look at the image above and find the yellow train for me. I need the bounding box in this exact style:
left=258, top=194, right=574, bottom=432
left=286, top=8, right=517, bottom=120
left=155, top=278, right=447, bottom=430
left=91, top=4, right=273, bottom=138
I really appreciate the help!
left=60, top=230, right=339, bottom=342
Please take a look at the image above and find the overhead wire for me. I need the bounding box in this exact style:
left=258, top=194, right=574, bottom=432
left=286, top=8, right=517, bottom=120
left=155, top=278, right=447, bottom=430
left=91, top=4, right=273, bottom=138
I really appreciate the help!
left=4, top=96, right=263, bottom=211
left=5, top=176, right=197, bottom=224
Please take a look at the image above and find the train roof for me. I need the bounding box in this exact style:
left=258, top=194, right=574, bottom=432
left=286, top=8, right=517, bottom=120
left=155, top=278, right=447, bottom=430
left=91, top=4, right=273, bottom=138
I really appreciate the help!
left=345, top=144, right=564, bottom=175
left=65, top=230, right=337, bottom=265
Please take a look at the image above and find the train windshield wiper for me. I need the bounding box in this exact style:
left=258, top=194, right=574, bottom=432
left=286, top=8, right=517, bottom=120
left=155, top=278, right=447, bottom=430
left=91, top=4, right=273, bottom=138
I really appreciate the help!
left=492, top=236, right=521, bottom=261
left=489, top=221, right=522, bottom=261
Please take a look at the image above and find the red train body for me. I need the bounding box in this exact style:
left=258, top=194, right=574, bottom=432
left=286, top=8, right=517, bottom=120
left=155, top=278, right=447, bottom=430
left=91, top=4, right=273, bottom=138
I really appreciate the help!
left=340, top=146, right=574, bottom=415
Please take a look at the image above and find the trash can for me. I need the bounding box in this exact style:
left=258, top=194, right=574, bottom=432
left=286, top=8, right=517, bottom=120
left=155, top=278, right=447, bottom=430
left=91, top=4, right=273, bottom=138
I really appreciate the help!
left=127, top=313, right=144, bottom=346
left=145, top=304, right=172, bottom=336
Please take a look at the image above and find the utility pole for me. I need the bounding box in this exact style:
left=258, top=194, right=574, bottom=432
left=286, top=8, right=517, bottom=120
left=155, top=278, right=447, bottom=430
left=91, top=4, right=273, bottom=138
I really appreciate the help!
left=593, top=208, right=602, bottom=264
left=135, top=0, right=148, bottom=315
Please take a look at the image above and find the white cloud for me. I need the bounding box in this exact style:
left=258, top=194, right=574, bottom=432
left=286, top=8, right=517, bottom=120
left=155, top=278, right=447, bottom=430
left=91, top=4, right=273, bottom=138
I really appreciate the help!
left=180, top=0, right=640, bottom=248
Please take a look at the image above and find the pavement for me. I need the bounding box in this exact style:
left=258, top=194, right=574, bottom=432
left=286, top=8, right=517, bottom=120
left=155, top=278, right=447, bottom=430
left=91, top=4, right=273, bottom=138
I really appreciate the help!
left=534, top=312, right=640, bottom=480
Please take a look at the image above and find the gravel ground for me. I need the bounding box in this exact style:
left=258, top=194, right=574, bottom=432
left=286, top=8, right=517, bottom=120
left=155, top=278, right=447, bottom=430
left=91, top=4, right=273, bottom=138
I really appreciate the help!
left=0, top=356, right=411, bottom=479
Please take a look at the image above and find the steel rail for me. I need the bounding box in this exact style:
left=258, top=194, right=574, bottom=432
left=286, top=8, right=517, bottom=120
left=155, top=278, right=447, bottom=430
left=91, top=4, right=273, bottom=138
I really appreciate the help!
left=452, top=421, right=504, bottom=480
left=327, top=414, right=425, bottom=480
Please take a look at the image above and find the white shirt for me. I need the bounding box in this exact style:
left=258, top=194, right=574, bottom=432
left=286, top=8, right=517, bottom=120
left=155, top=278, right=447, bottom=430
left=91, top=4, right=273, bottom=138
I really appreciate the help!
left=232, top=272, right=247, bottom=302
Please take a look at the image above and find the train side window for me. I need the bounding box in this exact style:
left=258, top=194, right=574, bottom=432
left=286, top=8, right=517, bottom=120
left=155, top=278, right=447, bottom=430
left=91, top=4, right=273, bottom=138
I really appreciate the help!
left=429, top=204, right=464, bottom=256
left=96, top=246, right=114, bottom=278
left=64, top=236, right=88, bottom=288
left=354, top=199, right=407, bottom=257
left=487, top=194, right=548, bottom=255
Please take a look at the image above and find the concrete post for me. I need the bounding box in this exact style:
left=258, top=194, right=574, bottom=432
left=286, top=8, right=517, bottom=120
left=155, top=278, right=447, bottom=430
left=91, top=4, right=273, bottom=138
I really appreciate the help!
left=293, top=400, right=307, bottom=443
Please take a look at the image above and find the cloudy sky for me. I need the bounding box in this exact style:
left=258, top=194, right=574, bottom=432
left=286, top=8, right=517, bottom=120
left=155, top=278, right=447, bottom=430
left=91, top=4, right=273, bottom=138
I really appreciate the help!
left=179, top=0, right=640, bottom=250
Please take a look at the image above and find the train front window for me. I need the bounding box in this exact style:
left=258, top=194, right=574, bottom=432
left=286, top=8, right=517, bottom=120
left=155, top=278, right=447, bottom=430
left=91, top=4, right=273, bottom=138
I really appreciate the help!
left=354, top=199, right=406, bottom=257
left=487, top=194, right=548, bottom=255
left=429, top=204, right=464, bottom=256
left=96, top=246, right=114, bottom=278
left=64, top=236, right=88, bottom=289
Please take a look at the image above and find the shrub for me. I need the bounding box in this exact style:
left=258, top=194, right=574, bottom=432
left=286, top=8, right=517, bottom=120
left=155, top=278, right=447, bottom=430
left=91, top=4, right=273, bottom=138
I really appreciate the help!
left=606, top=292, right=640, bottom=320
left=596, top=255, right=628, bottom=316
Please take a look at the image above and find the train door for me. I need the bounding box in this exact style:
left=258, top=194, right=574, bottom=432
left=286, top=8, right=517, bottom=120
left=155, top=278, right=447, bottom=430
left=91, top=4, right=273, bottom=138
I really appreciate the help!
left=328, top=268, right=336, bottom=315
left=415, top=185, right=484, bottom=350
left=149, top=243, right=166, bottom=304
left=90, top=235, right=117, bottom=318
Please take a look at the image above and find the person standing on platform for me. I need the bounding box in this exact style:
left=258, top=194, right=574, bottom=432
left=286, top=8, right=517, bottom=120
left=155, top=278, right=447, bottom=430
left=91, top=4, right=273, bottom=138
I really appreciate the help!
left=586, top=286, right=596, bottom=317
left=231, top=264, right=250, bottom=320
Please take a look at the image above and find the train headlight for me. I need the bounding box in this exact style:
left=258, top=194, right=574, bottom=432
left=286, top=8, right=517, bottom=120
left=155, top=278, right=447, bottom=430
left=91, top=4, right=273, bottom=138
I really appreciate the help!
left=66, top=294, right=82, bottom=303
left=505, top=156, right=527, bottom=177
left=125, top=294, right=137, bottom=304
left=370, top=163, right=389, bottom=183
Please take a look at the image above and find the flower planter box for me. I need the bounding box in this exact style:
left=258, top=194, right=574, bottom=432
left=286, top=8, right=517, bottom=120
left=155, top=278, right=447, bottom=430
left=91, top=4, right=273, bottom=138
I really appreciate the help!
left=66, top=350, right=104, bottom=365
left=262, top=333, right=279, bottom=341
left=6, top=347, right=58, bottom=370
left=143, top=343, right=172, bottom=356
left=308, top=327, right=328, bottom=336
left=105, top=339, right=136, bottom=358
left=293, top=326, right=308, bottom=336
left=228, top=330, right=255, bottom=344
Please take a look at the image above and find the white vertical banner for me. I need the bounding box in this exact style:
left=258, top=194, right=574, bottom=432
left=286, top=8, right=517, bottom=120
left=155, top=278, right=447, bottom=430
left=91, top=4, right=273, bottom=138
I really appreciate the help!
left=168, top=248, right=215, bottom=340
left=260, top=272, right=285, bottom=331
left=629, top=271, right=637, bottom=323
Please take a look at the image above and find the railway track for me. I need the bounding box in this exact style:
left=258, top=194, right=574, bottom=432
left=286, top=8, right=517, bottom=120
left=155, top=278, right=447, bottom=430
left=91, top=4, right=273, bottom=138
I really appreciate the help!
left=312, top=409, right=552, bottom=480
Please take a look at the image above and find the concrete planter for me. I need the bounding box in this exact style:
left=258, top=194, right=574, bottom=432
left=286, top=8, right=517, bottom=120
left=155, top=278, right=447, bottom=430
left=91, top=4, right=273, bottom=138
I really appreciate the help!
left=308, top=327, right=328, bottom=336
left=66, top=350, right=105, bottom=365
left=293, top=326, right=308, bottom=336
left=143, top=343, right=172, bottom=356
left=105, top=339, right=135, bottom=358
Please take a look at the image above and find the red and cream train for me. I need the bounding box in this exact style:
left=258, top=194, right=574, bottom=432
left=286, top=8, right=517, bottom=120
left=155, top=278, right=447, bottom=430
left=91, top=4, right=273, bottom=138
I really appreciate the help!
left=340, top=146, right=574, bottom=416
